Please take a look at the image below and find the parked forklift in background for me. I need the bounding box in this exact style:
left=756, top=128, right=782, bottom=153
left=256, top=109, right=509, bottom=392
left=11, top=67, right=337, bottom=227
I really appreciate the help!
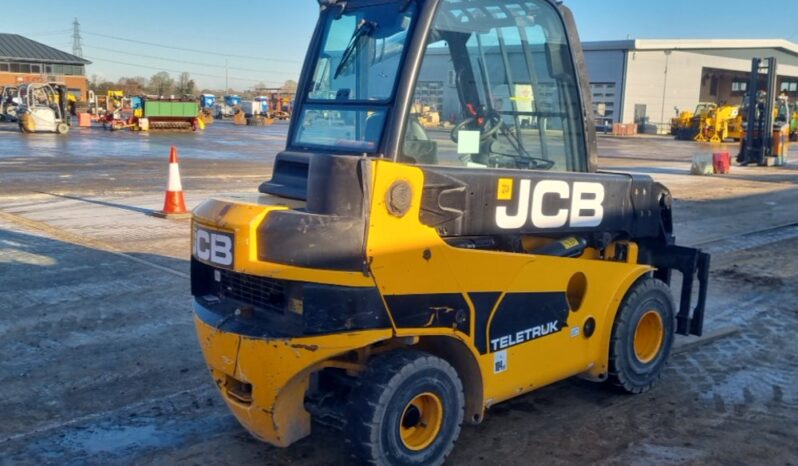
left=189, top=1, right=710, bottom=464
left=738, top=57, right=790, bottom=166
left=1, top=85, right=20, bottom=122
left=17, top=82, right=71, bottom=134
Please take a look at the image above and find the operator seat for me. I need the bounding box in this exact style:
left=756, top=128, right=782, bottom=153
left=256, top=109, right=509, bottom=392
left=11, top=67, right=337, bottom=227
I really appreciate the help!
left=402, top=117, right=438, bottom=165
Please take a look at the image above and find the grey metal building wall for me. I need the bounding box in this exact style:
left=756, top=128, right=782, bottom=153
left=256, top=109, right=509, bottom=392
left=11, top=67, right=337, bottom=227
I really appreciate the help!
left=581, top=41, right=798, bottom=126
left=582, top=50, right=626, bottom=124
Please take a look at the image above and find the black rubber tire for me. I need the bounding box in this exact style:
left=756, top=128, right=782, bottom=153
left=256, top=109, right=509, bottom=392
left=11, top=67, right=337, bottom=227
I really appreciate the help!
left=607, top=277, right=675, bottom=394
left=346, top=350, right=464, bottom=466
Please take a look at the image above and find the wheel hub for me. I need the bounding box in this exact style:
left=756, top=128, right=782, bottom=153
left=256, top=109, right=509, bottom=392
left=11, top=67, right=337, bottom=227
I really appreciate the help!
left=634, top=310, right=664, bottom=363
left=399, top=392, right=443, bottom=451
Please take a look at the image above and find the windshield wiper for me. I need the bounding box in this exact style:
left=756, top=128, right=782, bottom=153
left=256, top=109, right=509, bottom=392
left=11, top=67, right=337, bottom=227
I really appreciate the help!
left=333, top=19, right=377, bottom=79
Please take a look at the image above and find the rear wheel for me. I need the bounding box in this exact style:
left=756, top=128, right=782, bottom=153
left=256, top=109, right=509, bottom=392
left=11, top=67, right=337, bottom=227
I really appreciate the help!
left=608, top=278, right=675, bottom=394
left=56, top=122, right=69, bottom=135
left=346, top=350, right=464, bottom=466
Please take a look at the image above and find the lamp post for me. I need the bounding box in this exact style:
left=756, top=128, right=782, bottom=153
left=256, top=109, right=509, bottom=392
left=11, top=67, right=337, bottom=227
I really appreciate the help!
left=660, top=50, right=672, bottom=130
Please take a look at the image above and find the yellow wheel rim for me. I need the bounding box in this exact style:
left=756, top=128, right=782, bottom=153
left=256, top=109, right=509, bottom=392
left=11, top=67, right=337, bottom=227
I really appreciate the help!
left=634, top=310, right=664, bottom=363
left=399, top=392, right=444, bottom=451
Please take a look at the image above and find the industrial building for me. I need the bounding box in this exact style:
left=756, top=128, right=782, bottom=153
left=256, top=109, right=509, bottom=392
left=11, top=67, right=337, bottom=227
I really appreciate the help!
left=413, top=38, right=798, bottom=133
left=0, top=33, right=91, bottom=100
left=584, top=39, right=798, bottom=129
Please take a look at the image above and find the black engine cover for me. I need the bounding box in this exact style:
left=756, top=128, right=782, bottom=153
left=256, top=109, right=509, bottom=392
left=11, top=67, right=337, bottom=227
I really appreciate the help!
left=418, top=166, right=673, bottom=243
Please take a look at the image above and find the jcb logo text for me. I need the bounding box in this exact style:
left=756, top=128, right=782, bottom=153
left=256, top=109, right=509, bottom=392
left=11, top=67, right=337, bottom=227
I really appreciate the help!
left=495, top=179, right=605, bottom=230
left=194, top=227, right=234, bottom=268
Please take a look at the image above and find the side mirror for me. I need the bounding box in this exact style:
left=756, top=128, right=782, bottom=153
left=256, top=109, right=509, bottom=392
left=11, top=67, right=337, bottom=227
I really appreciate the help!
left=546, top=41, right=575, bottom=82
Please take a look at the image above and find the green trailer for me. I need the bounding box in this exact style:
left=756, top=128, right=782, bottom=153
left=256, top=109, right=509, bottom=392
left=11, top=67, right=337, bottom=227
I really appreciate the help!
left=137, top=99, right=202, bottom=131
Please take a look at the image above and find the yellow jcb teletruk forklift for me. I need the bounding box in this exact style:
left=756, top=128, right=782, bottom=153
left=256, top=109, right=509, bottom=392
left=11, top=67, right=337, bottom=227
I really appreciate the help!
left=190, top=1, right=710, bottom=464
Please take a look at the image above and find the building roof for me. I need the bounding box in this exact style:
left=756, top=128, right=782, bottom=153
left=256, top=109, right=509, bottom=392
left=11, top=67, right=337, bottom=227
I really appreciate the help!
left=0, top=33, right=91, bottom=65
left=583, top=38, right=798, bottom=57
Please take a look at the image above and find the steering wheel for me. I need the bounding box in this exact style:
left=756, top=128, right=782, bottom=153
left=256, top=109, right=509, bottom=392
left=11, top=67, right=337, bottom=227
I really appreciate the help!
left=450, top=110, right=504, bottom=143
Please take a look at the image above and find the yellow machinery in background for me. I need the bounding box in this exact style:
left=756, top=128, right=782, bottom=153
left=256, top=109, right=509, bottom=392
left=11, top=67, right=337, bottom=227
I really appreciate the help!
left=694, top=105, right=740, bottom=143
left=674, top=102, right=716, bottom=140
left=189, top=1, right=710, bottom=464
left=107, top=90, right=124, bottom=108
left=791, top=102, right=798, bottom=141
left=199, top=108, right=215, bottom=125
left=89, top=89, right=125, bottom=116
left=670, top=108, right=694, bottom=135
left=412, top=102, right=441, bottom=128
left=231, top=105, right=247, bottom=125
left=780, top=98, right=797, bottom=142
left=199, top=94, right=216, bottom=125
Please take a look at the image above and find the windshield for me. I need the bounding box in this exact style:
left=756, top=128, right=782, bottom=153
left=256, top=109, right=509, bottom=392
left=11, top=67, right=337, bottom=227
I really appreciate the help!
left=293, top=2, right=417, bottom=153
left=400, top=0, right=588, bottom=172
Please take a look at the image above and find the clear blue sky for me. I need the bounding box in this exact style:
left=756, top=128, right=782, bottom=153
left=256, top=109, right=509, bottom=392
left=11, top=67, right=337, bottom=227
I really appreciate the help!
left=4, top=0, right=797, bottom=90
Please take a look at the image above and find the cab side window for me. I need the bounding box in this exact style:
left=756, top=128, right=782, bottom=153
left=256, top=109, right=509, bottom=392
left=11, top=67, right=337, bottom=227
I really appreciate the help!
left=402, top=0, right=588, bottom=173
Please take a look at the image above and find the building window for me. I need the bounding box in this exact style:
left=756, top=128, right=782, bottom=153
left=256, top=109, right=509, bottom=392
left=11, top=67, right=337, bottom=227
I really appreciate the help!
left=732, top=80, right=748, bottom=93
left=9, top=63, right=31, bottom=73
left=413, top=81, right=445, bottom=115
left=0, top=62, right=8, bottom=72
left=62, top=64, right=85, bottom=76
left=30, top=64, right=41, bottom=73
left=781, top=81, right=798, bottom=93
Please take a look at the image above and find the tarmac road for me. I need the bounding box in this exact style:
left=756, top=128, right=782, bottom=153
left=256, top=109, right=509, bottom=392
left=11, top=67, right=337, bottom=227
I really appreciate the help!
left=0, top=121, right=797, bottom=465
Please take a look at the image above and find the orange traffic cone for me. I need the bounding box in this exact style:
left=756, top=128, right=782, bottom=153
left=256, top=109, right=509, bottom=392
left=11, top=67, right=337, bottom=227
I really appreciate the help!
left=153, top=146, right=191, bottom=219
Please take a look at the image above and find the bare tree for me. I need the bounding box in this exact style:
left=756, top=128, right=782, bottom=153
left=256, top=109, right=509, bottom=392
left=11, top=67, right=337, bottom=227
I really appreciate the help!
left=90, top=80, right=117, bottom=94
left=149, top=72, right=175, bottom=97
left=116, top=76, right=148, bottom=95
left=280, top=80, right=298, bottom=93
left=175, top=72, right=196, bottom=97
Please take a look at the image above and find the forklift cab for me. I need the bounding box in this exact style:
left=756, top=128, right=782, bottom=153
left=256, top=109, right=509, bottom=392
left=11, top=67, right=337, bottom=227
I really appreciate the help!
left=291, top=0, right=593, bottom=173
left=17, top=83, right=71, bottom=134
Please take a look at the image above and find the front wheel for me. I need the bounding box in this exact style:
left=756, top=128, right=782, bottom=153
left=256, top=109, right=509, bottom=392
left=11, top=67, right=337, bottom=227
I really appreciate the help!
left=346, top=350, right=464, bottom=466
left=608, top=277, right=675, bottom=394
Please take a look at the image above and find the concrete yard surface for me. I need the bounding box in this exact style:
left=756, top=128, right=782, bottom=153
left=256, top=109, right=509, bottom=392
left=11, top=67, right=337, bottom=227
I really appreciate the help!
left=1, top=121, right=797, bottom=465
